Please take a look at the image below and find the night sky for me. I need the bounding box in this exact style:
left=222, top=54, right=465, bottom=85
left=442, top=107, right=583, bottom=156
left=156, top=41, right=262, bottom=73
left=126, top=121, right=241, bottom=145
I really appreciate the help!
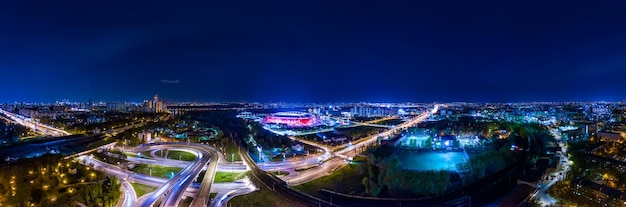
left=1, top=0, right=626, bottom=103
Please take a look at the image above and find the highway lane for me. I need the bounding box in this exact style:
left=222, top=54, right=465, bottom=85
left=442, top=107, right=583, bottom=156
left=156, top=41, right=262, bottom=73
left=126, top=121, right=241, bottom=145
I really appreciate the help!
left=118, top=178, right=137, bottom=207
left=189, top=144, right=219, bottom=207
left=212, top=186, right=257, bottom=207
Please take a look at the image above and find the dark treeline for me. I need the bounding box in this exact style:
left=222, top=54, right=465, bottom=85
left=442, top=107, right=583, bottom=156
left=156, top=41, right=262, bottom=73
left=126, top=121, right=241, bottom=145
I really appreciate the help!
left=358, top=153, right=451, bottom=198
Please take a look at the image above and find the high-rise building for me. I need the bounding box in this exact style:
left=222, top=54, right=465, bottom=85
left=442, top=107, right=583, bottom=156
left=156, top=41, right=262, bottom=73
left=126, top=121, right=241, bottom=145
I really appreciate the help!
left=150, top=95, right=164, bottom=113
left=148, top=101, right=154, bottom=109
left=156, top=101, right=163, bottom=113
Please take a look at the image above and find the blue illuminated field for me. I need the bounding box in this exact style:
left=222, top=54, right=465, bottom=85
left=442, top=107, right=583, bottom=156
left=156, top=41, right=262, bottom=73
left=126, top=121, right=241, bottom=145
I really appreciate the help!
left=396, top=150, right=469, bottom=172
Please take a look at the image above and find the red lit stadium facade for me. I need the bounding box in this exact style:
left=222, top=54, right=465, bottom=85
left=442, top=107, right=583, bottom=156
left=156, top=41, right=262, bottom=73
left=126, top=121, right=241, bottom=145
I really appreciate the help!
left=264, top=112, right=319, bottom=127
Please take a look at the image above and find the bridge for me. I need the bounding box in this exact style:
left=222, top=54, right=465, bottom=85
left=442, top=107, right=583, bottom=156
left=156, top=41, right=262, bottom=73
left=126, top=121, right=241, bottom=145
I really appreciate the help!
left=0, top=108, right=70, bottom=136
left=167, top=105, right=251, bottom=115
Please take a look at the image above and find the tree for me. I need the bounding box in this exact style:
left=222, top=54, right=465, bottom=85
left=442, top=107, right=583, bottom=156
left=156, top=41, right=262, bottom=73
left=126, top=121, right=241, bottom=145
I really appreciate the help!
left=453, top=139, right=461, bottom=148
left=425, top=137, right=433, bottom=148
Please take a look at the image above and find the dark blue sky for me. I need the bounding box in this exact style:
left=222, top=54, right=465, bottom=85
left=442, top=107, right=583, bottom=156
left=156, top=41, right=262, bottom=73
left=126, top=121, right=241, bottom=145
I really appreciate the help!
left=1, top=0, right=626, bottom=103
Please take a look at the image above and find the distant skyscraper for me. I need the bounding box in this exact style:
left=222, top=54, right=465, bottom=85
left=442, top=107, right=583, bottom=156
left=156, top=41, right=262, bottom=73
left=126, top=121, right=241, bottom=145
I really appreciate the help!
left=152, top=95, right=164, bottom=113
left=156, top=101, right=163, bottom=113
left=148, top=101, right=154, bottom=109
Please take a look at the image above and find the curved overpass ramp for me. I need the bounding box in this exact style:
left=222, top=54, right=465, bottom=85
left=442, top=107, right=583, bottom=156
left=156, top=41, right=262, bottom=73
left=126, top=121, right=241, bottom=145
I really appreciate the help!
left=136, top=142, right=219, bottom=207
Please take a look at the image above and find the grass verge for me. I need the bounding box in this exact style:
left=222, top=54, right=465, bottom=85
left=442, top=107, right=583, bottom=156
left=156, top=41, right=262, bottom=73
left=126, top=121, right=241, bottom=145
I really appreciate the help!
left=132, top=164, right=182, bottom=178
left=214, top=171, right=247, bottom=183
left=229, top=182, right=300, bottom=207
left=131, top=182, right=157, bottom=198
left=165, top=150, right=197, bottom=161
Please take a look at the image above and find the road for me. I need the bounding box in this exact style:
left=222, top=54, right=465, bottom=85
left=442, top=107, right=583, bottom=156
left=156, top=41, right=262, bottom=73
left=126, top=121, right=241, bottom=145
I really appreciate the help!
left=210, top=176, right=258, bottom=207
left=189, top=144, right=219, bottom=207
left=533, top=128, right=570, bottom=206
left=0, top=108, right=70, bottom=136
left=117, top=178, right=137, bottom=207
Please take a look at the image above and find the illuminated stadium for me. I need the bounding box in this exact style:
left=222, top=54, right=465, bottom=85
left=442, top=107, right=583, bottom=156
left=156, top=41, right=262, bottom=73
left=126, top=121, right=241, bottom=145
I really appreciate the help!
left=264, top=112, right=319, bottom=127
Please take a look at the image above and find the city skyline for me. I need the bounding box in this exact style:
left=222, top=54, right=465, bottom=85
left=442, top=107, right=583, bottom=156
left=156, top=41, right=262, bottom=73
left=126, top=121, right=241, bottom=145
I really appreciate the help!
left=2, top=1, right=626, bottom=206
left=2, top=1, right=626, bottom=103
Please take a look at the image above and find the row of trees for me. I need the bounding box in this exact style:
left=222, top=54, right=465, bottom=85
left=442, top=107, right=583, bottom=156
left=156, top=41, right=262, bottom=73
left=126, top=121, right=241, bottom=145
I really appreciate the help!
left=457, top=150, right=515, bottom=185
left=247, top=122, right=293, bottom=149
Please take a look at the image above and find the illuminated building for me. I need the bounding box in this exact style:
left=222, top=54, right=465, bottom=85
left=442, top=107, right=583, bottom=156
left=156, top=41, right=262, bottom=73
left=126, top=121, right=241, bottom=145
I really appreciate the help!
left=264, top=112, right=318, bottom=127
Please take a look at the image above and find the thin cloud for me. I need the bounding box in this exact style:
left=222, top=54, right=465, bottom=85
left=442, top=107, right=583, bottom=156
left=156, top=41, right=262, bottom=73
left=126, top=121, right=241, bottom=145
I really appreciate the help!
left=160, top=79, right=180, bottom=84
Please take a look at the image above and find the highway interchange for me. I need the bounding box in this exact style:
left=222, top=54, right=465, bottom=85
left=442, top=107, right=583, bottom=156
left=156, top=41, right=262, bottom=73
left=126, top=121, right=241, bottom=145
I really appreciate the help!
left=82, top=143, right=255, bottom=207
left=3, top=104, right=439, bottom=207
